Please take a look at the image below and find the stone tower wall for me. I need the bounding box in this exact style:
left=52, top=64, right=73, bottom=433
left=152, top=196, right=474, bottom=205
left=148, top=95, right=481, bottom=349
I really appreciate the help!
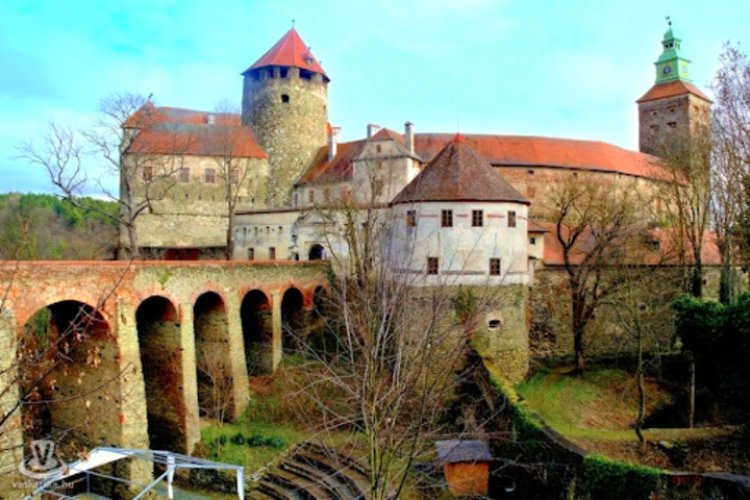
left=638, top=94, right=711, bottom=155
left=243, top=68, right=328, bottom=207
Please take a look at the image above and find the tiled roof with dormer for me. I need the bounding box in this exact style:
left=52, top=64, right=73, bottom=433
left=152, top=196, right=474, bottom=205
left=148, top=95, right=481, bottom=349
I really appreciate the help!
left=124, top=106, right=266, bottom=159
left=392, top=135, right=528, bottom=204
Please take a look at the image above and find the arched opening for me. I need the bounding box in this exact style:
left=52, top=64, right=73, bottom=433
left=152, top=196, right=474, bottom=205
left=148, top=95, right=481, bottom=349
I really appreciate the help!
left=193, top=292, right=232, bottom=421
left=240, top=290, right=272, bottom=375
left=308, top=244, right=326, bottom=260
left=281, top=288, right=306, bottom=353
left=19, top=301, right=120, bottom=459
left=308, top=286, right=337, bottom=358
left=136, top=296, right=186, bottom=452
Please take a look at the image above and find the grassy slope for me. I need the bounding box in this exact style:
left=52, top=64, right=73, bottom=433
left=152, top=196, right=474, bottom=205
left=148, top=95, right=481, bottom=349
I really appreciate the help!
left=516, top=369, right=731, bottom=442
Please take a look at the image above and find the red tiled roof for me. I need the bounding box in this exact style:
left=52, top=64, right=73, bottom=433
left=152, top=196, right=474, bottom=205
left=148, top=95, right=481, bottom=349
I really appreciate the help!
left=540, top=221, right=721, bottom=267
left=370, top=127, right=405, bottom=142
left=296, top=139, right=367, bottom=185
left=245, top=28, right=327, bottom=79
left=298, top=132, right=667, bottom=187
left=637, top=81, right=712, bottom=103
left=415, top=134, right=665, bottom=179
left=124, top=105, right=242, bottom=128
left=124, top=106, right=266, bottom=158
left=392, top=137, right=527, bottom=204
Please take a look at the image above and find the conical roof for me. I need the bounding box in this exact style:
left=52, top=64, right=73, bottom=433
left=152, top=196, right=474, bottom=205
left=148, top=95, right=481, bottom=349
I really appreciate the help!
left=392, top=135, right=528, bottom=204
left=244, top=28, right=327, bottom=79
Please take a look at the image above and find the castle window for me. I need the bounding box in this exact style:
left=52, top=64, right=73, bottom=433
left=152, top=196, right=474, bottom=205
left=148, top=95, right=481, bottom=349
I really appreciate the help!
left=472, top=210, right=483, bottom=227
left=527, top=169, right=534, bottom=175
left=248, top=248, right=254, bottom=261
left=230, top=168, right=240, bottom=184
left=280, top=67, right=289, bottom=78
left=373, top=179, right=384, bottom=196
left=441, top=210, right=453, bottom=227
left=508, top=211, right=517, bottom=228
left=308, top=190, right=314, bottom=203
left=179, top=167, right=189, bottom=183
left=649, top=124, right=660, bottom=134
left=668, top=121, right=677, bottom=129
left=281, top=94, right=290, bottom=103
left=530, top=237, right=536, bottom=245
left=324, top=188, right=331, bottom=202
left=376, top=144, right=382, bottom=153
left=489, top=258, right=501, bottom=276
left=268, top=247, right=276, bottom=260
left=427, top=257, right=439, bottom=275
left=488, top=319, right=501, bottom=329
left=204, top=168, right=216, bottom=183
left=142, top=166, right=154, bottom=182
left=407, top=210, right=417, bottom=227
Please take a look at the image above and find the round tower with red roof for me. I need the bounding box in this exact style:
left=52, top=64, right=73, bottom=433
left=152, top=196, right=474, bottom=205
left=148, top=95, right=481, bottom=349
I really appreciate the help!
left=241, top=28, right=329, bottom=206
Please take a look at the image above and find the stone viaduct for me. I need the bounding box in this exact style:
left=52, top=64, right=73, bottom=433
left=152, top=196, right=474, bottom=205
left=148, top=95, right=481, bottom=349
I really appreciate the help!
left=0, top=260, right=328, bottom=474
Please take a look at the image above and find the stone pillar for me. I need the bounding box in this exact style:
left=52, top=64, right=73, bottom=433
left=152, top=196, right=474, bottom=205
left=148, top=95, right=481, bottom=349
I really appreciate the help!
left=226, top=298, right=250, bottom=419
left=179, top=305, right=200, bottom=454
left=112, top=299, right=152, bottom=489
left=271, top=291, right=283, bottom=371
left=0, top=308, right=22, bottom=482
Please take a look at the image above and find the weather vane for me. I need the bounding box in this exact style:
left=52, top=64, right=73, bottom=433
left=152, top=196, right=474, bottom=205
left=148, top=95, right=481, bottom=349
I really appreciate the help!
left=665, top=15, right=672, bottom=27
left=291, top=19, right=295, bottom=28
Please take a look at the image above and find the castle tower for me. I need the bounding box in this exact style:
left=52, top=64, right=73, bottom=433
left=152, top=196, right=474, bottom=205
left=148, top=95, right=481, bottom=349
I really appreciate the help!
left=242, top=28, right=329, bottom=206
left=637, top=21, right=712, bottom=155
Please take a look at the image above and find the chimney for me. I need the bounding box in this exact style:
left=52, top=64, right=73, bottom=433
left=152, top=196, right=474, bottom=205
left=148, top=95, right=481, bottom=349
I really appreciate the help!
left=404, top=121, right=414, bottom=153
left=207, top=113, right=216, bottom=125
left=366, top=123, right=381, bottom=138
left=328, top=126, right=341, bottom=161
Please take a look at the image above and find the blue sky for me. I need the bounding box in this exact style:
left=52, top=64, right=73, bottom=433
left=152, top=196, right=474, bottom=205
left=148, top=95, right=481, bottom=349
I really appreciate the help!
left=1, top=0, right=748, bottom=194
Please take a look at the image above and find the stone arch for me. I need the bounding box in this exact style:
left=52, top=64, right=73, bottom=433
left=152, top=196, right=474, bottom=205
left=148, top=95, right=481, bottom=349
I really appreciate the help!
left=240, top=290, right=273, bottom=375
left=136, top=295, right=186, bottom=453
left=308, top=244, right=326, bottom=260
left=281, top=287, right=306, bottom=353
left=193, top=292, right=232, bottom=420
left=18, top=300, right=121, bottom=458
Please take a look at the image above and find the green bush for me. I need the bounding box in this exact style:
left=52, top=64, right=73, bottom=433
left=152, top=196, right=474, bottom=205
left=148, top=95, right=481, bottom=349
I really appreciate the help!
left=581, top=454, right=660, bottom=499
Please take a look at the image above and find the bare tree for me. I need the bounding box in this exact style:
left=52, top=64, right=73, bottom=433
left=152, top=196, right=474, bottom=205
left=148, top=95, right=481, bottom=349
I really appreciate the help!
left=208, top=102, right=266, bottom=260
left=711, top=42, right=750, bottom=300
left=18, top=93, right=191, bottom=259
left=196, top=343, right=234, bottom=422
left=657, top=129, right=713, bottom=298
left=545, top=178, right=650, bottom=372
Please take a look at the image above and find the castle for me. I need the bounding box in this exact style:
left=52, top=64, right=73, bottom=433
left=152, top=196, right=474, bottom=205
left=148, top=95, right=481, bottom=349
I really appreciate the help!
left=123, top=23, right=711, bottom=265
left=120, top=24, right=717, bottom=370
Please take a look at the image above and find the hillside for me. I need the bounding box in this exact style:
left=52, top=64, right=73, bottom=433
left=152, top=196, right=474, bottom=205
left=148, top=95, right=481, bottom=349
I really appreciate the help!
left=0, top=193, right=118, bottom=260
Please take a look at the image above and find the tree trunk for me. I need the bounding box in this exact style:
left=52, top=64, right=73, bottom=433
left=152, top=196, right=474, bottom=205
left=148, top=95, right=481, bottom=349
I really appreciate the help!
left=635, top=328, right=646, bottom=453
left=687, top=354, right=695, bottom=429
left=225, top=220, right=233, bottom=260
left=719, top=239, right=733, bottom=304
left=690, top=257, right=703, bottom=298
left=127, top=223, right=139, bottom=259
left=573, top=324, right=585, bottom=373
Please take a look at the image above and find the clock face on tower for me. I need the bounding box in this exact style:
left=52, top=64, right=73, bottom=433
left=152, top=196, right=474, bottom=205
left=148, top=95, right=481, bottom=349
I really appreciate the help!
left=663, top=65, right=672, bottom=75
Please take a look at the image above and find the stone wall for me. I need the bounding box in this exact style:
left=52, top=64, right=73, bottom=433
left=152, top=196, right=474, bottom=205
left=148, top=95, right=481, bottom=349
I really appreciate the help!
left=124, top=155, right=268, bottom=251
left=528, top=265, right=734, bottom=362
left=409, top=284, right=529, bottom=385
left=638, top=93, right=711, bottom=155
